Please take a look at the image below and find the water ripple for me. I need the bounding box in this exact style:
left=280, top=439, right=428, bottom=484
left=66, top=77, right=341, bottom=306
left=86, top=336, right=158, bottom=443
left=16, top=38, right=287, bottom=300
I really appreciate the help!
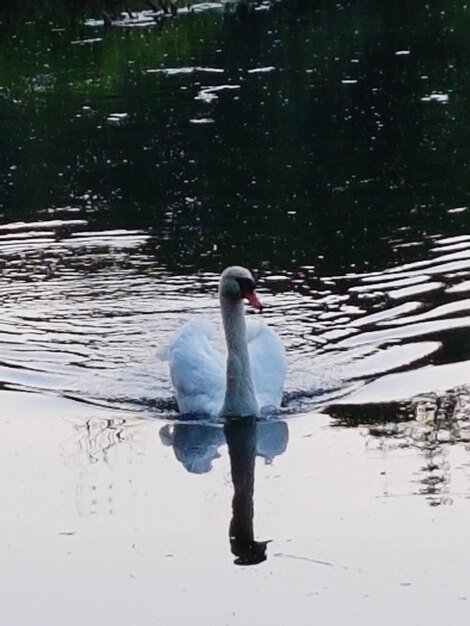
left=0, top=219, right=468, bottom=416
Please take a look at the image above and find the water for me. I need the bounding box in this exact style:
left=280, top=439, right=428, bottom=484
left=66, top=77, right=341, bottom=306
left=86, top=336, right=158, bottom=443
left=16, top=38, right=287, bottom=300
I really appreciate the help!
left=1, top=1, right=470, bottom=623
left=0, top=216, right=467, bottom=416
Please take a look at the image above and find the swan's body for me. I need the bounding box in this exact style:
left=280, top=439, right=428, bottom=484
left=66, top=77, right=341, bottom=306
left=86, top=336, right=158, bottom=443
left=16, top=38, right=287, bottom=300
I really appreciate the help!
left=168, top=267, right=286, bottom=418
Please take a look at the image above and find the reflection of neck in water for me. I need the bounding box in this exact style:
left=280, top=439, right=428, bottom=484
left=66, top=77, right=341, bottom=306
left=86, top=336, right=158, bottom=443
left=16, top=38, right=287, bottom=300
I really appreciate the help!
left=225, top=418, right=269, bottom=566
left=160, top=418, right=289, bottom=564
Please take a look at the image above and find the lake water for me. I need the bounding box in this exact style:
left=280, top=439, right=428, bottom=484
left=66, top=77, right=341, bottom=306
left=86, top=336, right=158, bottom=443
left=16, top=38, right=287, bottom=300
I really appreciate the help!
left=1, top=2, right=470, bottom=624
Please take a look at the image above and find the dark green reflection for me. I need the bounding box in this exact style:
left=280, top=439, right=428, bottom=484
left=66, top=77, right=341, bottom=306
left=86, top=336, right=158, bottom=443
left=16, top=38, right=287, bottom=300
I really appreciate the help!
left=1, top=1, right=469, bottom=274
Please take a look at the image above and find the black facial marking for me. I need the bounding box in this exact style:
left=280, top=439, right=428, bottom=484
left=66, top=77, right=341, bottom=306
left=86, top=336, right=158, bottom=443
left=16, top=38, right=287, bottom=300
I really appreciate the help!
left=235, top=277, right=256, bottom=293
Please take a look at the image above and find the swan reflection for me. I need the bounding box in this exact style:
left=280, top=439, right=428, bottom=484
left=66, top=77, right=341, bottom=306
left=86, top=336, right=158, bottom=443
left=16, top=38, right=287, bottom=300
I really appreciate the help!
left=159, top=418, right=288, bottom=474
left=159, top=417, right=288, bottom=564
left=159, top=422, right=225, bottom=474
left=225, top=419, right=268, bottom=565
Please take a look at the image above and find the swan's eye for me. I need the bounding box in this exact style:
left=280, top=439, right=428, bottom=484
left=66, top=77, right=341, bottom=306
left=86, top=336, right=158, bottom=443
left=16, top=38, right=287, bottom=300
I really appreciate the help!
left=235, top=277, right=256, bottom=296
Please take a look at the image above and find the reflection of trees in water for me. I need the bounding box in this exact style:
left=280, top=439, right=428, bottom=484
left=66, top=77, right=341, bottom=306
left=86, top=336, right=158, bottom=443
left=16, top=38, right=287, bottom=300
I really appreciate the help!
left=0, top=0, right=158, bottom=19
left=330, top=386, right=470, bottom=506
left=64, top=416, right=131, bottom=465
left=60, top=416, right=134, bottom=518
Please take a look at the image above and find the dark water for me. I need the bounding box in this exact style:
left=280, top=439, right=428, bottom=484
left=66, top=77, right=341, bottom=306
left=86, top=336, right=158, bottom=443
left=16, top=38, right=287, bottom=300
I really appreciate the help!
left=1, top=4, right=470, bottom=619
left=0, top=1, right=468, bottom=413
left=2, top=2, right=469, bottom=270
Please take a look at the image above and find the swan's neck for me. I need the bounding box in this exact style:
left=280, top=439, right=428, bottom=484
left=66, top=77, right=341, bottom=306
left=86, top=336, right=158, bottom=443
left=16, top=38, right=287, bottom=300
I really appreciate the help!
left=220, top=297, right=259, bottom=418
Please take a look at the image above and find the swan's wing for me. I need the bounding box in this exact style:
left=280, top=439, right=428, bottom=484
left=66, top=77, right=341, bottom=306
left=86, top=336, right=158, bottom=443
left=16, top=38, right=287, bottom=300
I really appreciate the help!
left=247, top=319, right=286, bottom=411
left=168, top=318, right=225, bottom=417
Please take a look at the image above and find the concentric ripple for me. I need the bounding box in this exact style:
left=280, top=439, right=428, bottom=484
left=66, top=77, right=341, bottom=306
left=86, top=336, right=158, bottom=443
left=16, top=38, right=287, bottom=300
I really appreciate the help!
left=0, top=219, right=468, bottom=417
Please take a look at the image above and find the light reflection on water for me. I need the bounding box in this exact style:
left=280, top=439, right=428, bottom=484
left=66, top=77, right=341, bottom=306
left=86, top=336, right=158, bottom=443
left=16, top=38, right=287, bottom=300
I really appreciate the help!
left=3, top=393, right=470, bottom=622
left=0, top=217, right=468, bottom=420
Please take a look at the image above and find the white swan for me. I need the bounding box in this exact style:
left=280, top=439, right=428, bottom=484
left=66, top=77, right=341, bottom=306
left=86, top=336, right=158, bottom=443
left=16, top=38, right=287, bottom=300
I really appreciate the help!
left=168, top=266, right=286, bottom=418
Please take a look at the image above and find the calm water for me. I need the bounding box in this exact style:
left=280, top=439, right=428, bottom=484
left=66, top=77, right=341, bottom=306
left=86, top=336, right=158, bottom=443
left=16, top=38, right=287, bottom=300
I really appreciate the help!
left=1, top=1, right=470, bottom=623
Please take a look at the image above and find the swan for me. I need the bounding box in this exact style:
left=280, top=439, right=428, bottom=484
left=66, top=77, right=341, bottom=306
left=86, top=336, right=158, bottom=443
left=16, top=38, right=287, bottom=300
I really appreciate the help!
left=168, top=266, right=286, bottom=418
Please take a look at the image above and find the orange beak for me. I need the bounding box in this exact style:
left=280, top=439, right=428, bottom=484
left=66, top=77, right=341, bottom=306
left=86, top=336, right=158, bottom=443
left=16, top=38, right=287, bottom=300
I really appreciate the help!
left=246, top=289, right=263, bottom=311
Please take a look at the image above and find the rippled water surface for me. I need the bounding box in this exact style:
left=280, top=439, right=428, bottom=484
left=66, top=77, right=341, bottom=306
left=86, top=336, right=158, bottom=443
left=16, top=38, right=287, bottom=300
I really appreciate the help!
left=1, top=1, right=470, bottom=624
left=0, top=218, right=469, bottom=417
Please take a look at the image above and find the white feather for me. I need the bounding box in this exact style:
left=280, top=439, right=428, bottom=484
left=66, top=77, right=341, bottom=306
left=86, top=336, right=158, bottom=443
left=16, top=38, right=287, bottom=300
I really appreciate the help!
left=168, top=316, right=286, bottom=417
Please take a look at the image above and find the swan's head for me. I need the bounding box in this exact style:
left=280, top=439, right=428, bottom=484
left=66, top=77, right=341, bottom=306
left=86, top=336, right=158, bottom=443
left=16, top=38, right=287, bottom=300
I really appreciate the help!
left=219, top=266, right=263, bottom=311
